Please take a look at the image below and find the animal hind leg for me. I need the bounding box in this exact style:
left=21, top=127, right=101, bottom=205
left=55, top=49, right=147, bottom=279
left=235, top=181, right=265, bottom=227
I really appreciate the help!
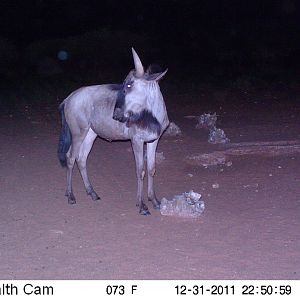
left=66, top=130, right=88, bottom=204
left=66, top=134, right=85, bottom=204
left=66, top=145, right=76, bottom=204
left=77, top=128, right=100, bottom=201
left=146, top=139, right=160, bottom=209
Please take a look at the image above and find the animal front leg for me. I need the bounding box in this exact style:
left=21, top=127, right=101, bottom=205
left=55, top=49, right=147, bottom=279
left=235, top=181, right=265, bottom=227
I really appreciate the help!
left=146, top=139, right=160, bottom=209
left=132, top=138, right=150, bottom=215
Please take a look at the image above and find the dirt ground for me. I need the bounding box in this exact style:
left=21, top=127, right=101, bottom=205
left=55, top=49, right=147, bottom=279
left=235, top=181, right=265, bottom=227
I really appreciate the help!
left=0, top=88, right=299, bottom=279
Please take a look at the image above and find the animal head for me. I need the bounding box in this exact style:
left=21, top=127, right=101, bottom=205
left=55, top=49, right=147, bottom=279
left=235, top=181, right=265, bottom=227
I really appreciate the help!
left=113, top=48, right=167, bottom=134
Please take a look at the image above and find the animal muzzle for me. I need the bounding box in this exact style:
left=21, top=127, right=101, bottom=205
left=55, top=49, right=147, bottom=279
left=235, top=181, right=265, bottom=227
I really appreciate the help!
left=112, top=107, right=127, bottom=123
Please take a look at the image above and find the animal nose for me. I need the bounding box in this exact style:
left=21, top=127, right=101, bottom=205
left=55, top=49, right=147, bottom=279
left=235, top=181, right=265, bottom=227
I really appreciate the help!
left=113, top=108, right=126, bottom=122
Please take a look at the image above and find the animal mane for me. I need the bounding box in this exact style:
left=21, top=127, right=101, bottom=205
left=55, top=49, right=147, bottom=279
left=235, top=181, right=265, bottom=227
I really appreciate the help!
left=127, top=109, right=161, bottom=135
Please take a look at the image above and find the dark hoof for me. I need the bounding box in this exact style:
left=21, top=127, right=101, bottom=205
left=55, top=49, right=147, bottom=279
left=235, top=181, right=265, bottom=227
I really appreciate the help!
left=67, top=193, right=76, bottom=205
left=148, top=197, right=161, bottom=210
left=140, top=209, right=151, bottom=216
left=90, top=191, right=101, bottom=201
left=87, top=187, right=101, bottom=201
left=139, top=203, right=151, bottom=215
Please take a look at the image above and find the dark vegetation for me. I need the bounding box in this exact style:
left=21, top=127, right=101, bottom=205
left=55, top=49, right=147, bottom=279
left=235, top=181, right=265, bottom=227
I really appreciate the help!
left=1, top=0, right=300, bottom=114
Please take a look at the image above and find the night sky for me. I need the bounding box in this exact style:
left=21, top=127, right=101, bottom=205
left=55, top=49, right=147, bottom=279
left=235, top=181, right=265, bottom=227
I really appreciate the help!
left=1, top=0, right=300, bottom=85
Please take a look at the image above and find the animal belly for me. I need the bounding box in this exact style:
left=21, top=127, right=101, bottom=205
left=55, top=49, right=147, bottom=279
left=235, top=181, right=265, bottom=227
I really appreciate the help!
left=92, top=119, right=130, bottom=141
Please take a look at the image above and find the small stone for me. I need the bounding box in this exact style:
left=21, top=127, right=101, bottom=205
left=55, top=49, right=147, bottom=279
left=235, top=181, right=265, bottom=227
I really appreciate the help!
left=208, top=128, right=230, bottom=144
left=226, top=161, right=233, bottom=167
left=160, top=190, right=204, bottom=218
left=164, top=122, right=182, bottom=136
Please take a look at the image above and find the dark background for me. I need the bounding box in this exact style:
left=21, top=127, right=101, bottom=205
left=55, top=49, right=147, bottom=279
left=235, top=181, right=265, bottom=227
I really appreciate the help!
left=0, top=0, right=300, bottom=111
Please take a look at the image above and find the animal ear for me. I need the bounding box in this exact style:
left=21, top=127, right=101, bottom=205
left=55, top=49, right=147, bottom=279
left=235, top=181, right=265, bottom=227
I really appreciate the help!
left=131, top=48, right=144, bottom=77
left=145, top=68, right=168, bottom=81
left=145, top=64, right=163, bottom=75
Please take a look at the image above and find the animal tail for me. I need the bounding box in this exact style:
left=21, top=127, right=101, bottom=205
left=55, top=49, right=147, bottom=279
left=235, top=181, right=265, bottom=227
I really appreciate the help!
left=57, top=103, right=72, bottom=167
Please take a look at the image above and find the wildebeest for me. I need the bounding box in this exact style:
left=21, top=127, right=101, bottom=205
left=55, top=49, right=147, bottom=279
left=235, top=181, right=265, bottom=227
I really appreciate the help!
left=58, top=48, right=169, bottom=215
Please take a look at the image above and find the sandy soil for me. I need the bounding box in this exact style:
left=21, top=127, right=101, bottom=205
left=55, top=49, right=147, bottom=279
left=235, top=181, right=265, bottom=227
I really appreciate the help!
left=0, top=88, right=299, bottom=279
